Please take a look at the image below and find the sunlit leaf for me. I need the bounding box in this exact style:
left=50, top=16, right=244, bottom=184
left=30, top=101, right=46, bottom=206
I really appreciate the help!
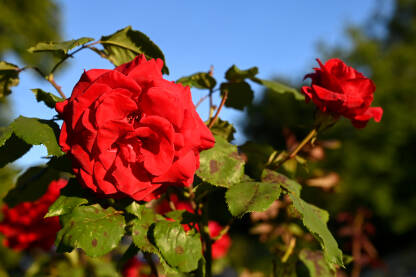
left=225, top=65, right=258, bottom=82
left=197, top=136, right=245, bottom=188
left=31, top=88, right=64, bottom=109
left=299, top=249, right=335, bottom=277
left=153, top=221, right=202, bottom=272
left=177, top=72, right=216, bottom=90
left=28, top=37, right=94, bottom=58
left=55, top=204, right=125, bottom=257
left=226, top=181, right=281, bottom=217
left=100, top=26, right=169, bottom=74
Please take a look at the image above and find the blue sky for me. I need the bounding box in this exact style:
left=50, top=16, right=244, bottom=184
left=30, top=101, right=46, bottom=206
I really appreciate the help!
left=9, top=0, right=382, bottom=167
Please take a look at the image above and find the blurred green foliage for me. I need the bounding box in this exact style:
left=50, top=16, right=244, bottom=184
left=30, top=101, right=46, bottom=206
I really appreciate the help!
left=244, top=0, right=416, bottom=236
left=0, top=0, right=61, bottom=71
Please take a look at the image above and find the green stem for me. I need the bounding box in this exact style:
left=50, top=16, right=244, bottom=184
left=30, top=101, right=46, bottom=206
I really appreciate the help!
left=273, top=128, right=318, bottom=168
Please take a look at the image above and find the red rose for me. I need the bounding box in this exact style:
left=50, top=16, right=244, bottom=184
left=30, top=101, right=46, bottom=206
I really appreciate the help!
left=156, top=195, right=231, bottom=259
left=301, top=58, right=383, bottom=128
left=122, top=257, right=149, bottom=277
left=0, top=179, right=67, bottom=251
left=56, top=55, right=215, bottom=201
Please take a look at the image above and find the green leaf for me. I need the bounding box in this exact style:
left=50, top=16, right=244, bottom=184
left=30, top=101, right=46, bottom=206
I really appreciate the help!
left=289, top=193, right=343, bottom=268
left=45, top=179, right=89, bottom=218
left=11, top=116, right=63, bottom=157
left=197, top=136, right=245, bottom=188
left=225, top=65, right=258, bottom=82
left=153, top=221, right=202, bottom=272
left=261, top=169, right=302, bottom=196
left=4, top=166, right=61, bottom=207
left=0, top=132, right=31, bottom=168
left=31, top=88, right=64, bottom=109
left=55, top=204, right=125, bottom=257
left=299, top=249, right=335, bottom=277
left=0, top=61, right=19, bottom=99
left=0, top=167, right=18, bottom=206
left=225, top=181, right=281, bottom=217
left=251, top=77, right=304, bottom=100
left=27, top=37, right=94, bottom=58
left=131, top=205, right=164, bottom=254
left=177, top=72, right=216, bottom=90
left=100, top=26, right=169, bottom=74
left=209, top=119, right=236, bottom=142
left=221, top=81, right=254, bottom=110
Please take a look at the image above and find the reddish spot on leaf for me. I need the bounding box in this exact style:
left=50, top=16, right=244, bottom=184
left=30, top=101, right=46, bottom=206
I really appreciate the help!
left=210, top=160, right=219, bottom=174
left=175, top=246, right=184, bottom=254
left=92, top=239, right=97, bottom=247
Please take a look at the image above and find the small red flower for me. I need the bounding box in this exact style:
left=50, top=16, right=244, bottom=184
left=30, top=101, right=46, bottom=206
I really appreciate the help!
left=56, top=55, right=215, bottom=201
left=0, top=179, right=67, bottom=251
left=122, top=257, right=150, bottom=277
left=302, top=58, right=383, bottom=128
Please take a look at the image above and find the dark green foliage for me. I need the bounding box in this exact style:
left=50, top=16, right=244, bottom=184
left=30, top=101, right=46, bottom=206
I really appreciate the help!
left=100, top=26, right=169, bottom=74
left=177, top=72, right=216, bottom=90
left=31, top=88, right=64, bottom=109
left=4, top=165, right=61, bottom=207
left=0, top=0, right=61, bottom=71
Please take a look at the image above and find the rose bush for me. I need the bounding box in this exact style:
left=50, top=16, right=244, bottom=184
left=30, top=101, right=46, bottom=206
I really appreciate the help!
left=56, top=55, right=215, bottom=201
left=301, top=58, right=383, bottom=128
left=0, top=179, right=67, bottom=251
left=156, top=194, right=231, bottom=259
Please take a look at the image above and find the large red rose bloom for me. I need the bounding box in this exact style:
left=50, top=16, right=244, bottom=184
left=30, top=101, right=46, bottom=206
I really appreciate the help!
left=301, top=58, right=383, bottom=128
left=0, top=179, right=67, bottom=251
left=56, top=55, right=215, bottom=201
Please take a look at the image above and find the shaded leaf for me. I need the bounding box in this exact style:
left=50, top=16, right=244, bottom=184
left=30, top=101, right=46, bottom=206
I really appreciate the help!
left=47, top=155, right=73, bottom=173
left=251, top=77, right=304, bottom=100
left=225, top=65, right=258, bottom=82
left=45, top=178, right=89, bottom=218
left=153, top=221, right=202, bottom=272
left=299, top=249, right=335, bottom=277
left=0, top=132, right=31, bottom=168
left=262, top=169, right=302, bottom=196
left=11, top=116, right=63, bottom=156
left=177, top=72, right=216, bottom=90
left=209, top=119, right=236, bottom=142
left=131, top=205, right=164, bottom=254
left=289, top=193, right=343, bottom=268
left=100, top=26, right=168, bottom=74
left=0, top=61, right=19, bottom=99
left=28, top=37, right=94, bottom=58
left=4, top=166, right=61, bottom=207
left=226, top=181, right=281, bottom=217
left=31, top=88, right=64, bottom=109
left=240, top=142, right=275, bottom=179
left=221, top=82, right=254, bottom=110
left=0, top=167, right=19, bottom=206
left=197, top=136, right=245, bottom=188
left=55, top=204, right=125, bottom=257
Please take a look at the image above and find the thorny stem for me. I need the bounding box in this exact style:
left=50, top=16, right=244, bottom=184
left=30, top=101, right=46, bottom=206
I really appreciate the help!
left=207, top=90, right=228, bottom=129
left=50, top=41, right=101, bottom=74
left=273, top=128, right=317, bottom=168
left=143, top=252, right=159, bottom=277
left=46, top=74, right=66, bottom=99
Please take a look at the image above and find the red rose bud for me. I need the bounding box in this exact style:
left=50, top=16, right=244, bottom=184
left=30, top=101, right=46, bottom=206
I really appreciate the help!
left=0, top=179, right=67, bottom=251
left=56, top=55, right=215, bottom=201
left=301, top=58, right=383, bottom=128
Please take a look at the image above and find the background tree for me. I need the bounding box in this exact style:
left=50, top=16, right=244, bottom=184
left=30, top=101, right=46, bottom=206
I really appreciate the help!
left=243, top=0, right=416, bottom=260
